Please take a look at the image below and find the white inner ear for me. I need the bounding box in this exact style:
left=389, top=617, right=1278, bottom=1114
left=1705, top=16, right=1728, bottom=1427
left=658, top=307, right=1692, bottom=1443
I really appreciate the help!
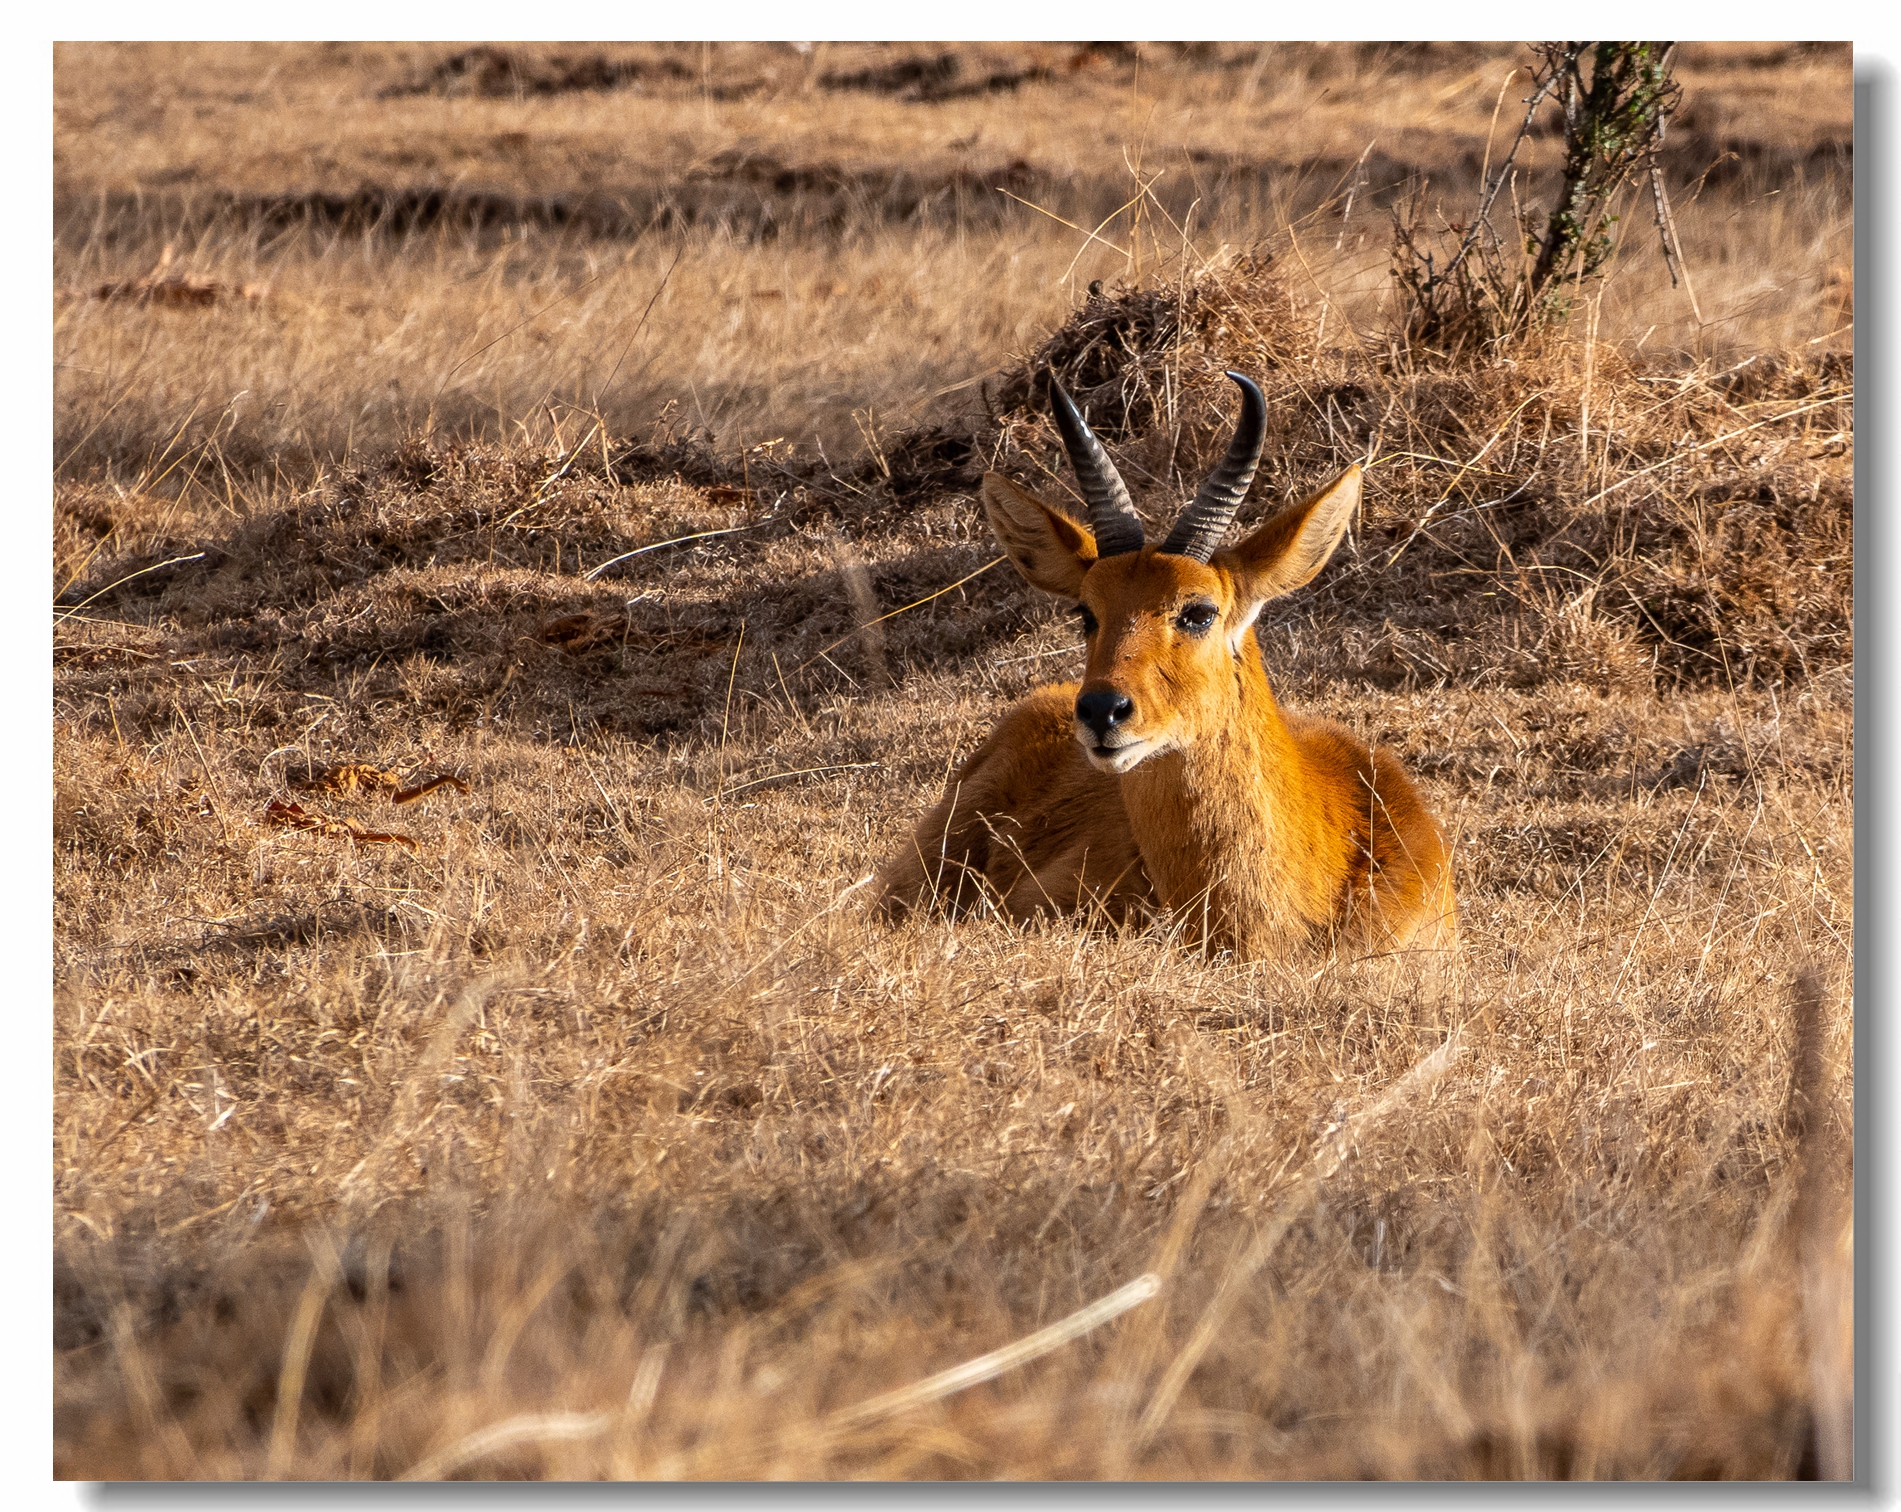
left=1226, top=596, right=1266, bottom=655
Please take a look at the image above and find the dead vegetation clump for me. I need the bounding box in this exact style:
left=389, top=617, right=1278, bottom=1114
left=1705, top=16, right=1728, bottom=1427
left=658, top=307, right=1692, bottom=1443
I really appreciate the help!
left=988, top=253, right=1311, bottom=444
left=84, top=243, right=269, bottom=307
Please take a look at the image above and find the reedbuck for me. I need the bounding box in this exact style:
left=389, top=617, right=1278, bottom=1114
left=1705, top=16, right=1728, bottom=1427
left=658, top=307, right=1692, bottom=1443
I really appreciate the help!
left=876, top=371, right=1456, bottom=961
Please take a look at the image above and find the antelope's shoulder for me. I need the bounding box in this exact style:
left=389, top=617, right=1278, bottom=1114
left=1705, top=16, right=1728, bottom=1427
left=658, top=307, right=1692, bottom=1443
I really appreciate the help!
left=953, top=682, right=1125, bottom=834
left=957, top=681, right=1086, bottom=784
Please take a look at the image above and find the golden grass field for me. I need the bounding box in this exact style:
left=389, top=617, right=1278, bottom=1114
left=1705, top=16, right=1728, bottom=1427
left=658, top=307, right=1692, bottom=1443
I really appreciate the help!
left=54, top=42, right=1852, bottom=1479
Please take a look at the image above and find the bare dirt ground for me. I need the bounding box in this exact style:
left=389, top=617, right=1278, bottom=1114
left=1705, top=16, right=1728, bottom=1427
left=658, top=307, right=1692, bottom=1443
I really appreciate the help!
left=54, top=42, right=1852, bottom=1479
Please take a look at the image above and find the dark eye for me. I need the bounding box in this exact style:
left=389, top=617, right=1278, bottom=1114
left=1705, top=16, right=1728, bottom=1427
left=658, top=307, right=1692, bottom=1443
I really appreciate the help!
left=1075, top=605, right=1099, bottom=636
left=1176, top=602, right=1218, bottom=635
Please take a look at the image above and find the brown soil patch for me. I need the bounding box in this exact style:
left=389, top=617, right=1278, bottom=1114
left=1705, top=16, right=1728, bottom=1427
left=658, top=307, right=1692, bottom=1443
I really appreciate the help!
left=819, top=50, right=1055, bottom=103
left=380, top=44, right=692, bottom=100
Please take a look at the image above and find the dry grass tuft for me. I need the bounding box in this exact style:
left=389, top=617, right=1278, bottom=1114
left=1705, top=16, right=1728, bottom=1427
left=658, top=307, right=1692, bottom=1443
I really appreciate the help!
left=54, top=41, right=1852, bottom=1481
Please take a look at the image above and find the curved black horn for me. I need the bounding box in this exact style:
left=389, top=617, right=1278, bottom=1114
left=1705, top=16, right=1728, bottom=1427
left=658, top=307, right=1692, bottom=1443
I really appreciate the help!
left=1048, top=376, right=1144, bottom=558
left=1160, top=371, right=1267, bottom=562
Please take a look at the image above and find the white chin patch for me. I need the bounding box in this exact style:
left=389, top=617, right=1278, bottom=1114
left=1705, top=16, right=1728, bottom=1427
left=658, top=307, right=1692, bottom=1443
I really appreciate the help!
left=1077, top=733, right=1153, bottom=774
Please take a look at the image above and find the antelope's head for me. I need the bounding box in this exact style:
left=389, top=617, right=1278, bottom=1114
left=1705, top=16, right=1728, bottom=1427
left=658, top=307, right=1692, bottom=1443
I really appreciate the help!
left=982, top=371, right=1362, bottom=775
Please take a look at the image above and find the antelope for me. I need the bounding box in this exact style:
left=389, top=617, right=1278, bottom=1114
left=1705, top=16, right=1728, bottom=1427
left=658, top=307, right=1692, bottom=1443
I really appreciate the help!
left=875, top=371, right=1456, bottom=961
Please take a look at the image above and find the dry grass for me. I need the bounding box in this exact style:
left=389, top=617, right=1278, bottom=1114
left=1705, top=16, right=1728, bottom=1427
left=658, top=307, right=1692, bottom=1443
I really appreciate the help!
left=55, top=41, right=1849, bottom=474
left=53, top=42, right=1853, bottom=1481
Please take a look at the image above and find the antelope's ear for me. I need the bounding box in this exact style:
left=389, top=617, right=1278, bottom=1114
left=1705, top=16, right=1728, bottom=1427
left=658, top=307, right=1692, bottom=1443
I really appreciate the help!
left=980, top=472, right=1097, bottom=599
left=1217, top=465, right=1360, bottom=630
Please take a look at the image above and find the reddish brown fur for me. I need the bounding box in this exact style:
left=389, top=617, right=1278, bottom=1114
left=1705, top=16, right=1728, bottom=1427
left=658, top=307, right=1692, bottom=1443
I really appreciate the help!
left=878, top=466, right=1457, bottom=960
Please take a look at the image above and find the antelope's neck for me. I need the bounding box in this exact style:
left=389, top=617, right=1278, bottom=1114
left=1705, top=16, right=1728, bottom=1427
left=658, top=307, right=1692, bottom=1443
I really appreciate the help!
left=1118, top=635, right=1331, bottom=952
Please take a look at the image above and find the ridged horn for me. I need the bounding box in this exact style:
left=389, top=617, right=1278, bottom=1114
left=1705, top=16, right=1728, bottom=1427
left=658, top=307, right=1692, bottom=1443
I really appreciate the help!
left=1160, top=371, right=1268, bottom=562
left=1047, top=375, right=1144, bottom=559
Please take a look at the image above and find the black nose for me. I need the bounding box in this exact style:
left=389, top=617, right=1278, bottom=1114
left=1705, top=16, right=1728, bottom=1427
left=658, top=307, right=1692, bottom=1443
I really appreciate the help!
left=1075, top=690, right=1135, bottom=740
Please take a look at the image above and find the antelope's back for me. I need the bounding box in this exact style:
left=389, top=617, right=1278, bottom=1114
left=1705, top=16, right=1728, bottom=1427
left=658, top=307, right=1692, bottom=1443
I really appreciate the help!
left=1283, top=711, right=1456, bottom=951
